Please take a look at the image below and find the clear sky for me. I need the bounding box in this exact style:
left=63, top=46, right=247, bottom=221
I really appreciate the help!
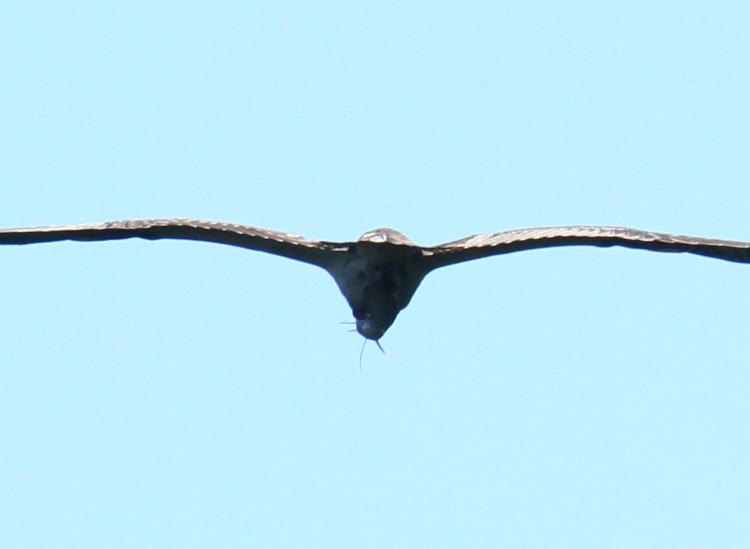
left=2, top=2, right=749, bottom=547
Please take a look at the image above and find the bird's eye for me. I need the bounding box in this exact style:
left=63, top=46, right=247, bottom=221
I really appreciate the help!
left=357, top=271, right=366, bottom=280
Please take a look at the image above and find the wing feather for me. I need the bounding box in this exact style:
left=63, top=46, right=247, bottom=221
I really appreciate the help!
left=0, top=219, right=343, bottom=268
left=422, top=226, right=750, bottom=269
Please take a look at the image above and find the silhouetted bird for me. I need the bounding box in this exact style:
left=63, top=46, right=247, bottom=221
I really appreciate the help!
left=2, top=220, right=749, bottom=341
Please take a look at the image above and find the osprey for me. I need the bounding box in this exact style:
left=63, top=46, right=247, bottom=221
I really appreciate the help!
left=2, top=219, right=750, bottom=341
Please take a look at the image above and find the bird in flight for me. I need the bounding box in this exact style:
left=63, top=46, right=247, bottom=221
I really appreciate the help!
left=2, top=219, right=749, bottom=341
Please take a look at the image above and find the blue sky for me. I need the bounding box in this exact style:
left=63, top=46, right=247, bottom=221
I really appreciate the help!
left=2, top=2, right=749, bottom=547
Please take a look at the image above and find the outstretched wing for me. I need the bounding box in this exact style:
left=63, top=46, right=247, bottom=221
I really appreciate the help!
left=0, top=219, right=345, bottom=269
left=422, top=226, right=750, bottom=270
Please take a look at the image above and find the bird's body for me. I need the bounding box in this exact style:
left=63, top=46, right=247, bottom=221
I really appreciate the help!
left=328, top=231, right=428, bottom=339
left=2, top=219, right=750, bottom=341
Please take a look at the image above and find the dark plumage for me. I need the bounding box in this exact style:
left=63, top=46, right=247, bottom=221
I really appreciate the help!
left=2, top=219, right=749, bottom=340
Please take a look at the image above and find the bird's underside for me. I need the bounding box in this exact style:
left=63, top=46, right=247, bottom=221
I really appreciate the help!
left=2, top=219, right=750, bottom=340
